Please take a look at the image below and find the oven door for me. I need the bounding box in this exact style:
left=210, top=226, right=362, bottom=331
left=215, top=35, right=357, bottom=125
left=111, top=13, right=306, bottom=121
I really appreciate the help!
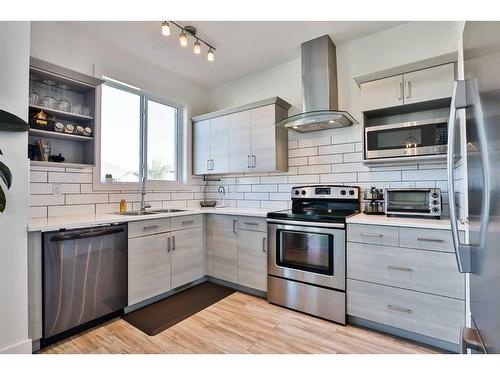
left=365, top=119, right=448, bottom=159
left=267, top=220, right=345, bottom=291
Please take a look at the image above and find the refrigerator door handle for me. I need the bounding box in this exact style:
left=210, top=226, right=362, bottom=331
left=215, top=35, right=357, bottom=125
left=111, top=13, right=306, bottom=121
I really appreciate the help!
left=447, top=80, right=471, bottom=273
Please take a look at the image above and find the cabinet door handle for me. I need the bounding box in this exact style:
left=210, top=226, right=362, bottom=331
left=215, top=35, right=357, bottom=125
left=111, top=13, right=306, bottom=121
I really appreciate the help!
left=182, top=220, right=194, bottom=225
left=143, top=225, right=159, bottom=231
left=416, top=237, right=444, bottom=243
left=167, top=237, right=171, bottom=252
left=360, top=232, right=383, bottom=238
left=387, top=304, right=412, bottom=314
left=244, top=222, right=258, bottom=226
left=399, top=81, right=403, bottom=100
left=232, top=219, right=237, bottom=234
left=387, top=265, right=413, bottom=272
left=172, top=235, right=176, bottom=251
left=406, top=80, right=411, bottom=99
left=262, top=237, right=267, bottom=253
left=211, top=159, right=215, bottom=170
left=206, top=159, right=210, bottom=171
left=247, top=155, right=251, bottom=168
left=252, top=154, right=256, bottom=168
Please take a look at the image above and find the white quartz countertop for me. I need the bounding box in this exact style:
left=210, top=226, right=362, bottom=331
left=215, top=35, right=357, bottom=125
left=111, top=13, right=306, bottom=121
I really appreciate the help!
left=28, top=207, right=271, bottom=232
left=346, top=213, right=464, bottom=231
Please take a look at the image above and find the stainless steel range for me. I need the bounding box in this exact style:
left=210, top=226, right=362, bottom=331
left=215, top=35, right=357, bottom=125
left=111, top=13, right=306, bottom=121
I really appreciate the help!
left=267, top=185, right=360, bottom=324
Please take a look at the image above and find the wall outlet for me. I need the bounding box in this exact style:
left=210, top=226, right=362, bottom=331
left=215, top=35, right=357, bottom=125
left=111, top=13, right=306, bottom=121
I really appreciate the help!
left=53, top=184, right=62, bottom=196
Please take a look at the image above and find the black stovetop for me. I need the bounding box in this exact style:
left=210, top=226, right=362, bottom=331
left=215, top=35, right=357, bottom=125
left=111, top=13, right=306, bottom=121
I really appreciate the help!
left=267, top=208, right=359, bottom=223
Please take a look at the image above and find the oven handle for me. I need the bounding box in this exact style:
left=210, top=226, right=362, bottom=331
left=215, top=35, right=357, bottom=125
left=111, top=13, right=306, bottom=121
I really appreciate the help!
left=266, top=219, right=345, bottom=229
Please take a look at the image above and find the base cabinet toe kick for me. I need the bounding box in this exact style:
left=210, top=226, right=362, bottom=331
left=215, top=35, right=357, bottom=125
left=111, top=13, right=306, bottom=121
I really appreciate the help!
left=346, top=223, right=466, bottom=352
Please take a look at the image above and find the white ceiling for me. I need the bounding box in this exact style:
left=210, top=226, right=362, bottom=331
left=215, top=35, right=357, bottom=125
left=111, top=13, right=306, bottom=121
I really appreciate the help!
left=63, top=21, right=405, bottom=88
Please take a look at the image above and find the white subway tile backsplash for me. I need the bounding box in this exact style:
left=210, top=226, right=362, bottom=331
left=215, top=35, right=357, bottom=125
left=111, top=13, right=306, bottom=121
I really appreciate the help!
left=355, top=142, right=363, bottom=152
left=236, top=200, right=260, bottom=209
left=269, top=192, right=291, bottom=200
left=244, top=192, right=269, bottom=200
left=30, top=171, right=48, bottom=183
left=402, top=169, right=447, bottom=181
left=237, top=184, right=252, bottom=193
left=237, top=176, right=261, bottom=185
left=320, top=173, right=357, bottom=183
left=95, top=203, right=120, bottom=214
left=331, top=162, right=369, bottom=173
left=298, top=164, right=331, bottom=175
left=65, top=194, right=108, bottom=205
left=289, top=157, right=308, bottom=167
left=48, top=204, right=95, bottom=217
left=252, top=184, right=278, bottom=192
left=289, top=147, right=318, bottom=158
left=109, top=193, right=141, bottom=203
left=171, top=192, right=194, bottom=200
left=288, top=174, right=320, bottom=184
left=30, top=165, right=65, bottom=172
left=297, top=136, right=331, bottom=148
left=308, top=154, right=343, bottom=165
left=29, top=206, right=47, bottom=218
left=49, top=172, right=93, bottom=184
left=260, top=200, right=288, bottom=210
left=319, top=143, right=355, bottom=155
left=343, top=152, right=363, bottom=163
left=66, top=167, right=93, bottom=174
left=260, top=176, right=288, bottom=184
left=29, top=194, right=65, bottom=207
left=358, top=171, right=402, bottom=182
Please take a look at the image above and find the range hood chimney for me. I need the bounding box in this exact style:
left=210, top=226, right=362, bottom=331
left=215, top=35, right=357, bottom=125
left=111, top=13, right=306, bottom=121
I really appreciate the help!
left=276, top=35, right=357, bottom=132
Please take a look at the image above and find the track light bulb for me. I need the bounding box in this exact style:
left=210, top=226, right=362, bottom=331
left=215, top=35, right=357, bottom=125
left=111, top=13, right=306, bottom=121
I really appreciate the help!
left=207, top=48, right=215, bottom=62
left=193, top=40, right=201, bottom=55
left=161, top=21, right=170, bottom=36
left=179, top=31, right=188, bottom=47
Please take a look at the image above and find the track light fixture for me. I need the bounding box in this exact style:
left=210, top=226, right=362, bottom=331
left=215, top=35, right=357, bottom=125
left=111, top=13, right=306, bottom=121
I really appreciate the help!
left=161, top=21, right=170, bottom=36
left=161, top=21, right=216, bottom=63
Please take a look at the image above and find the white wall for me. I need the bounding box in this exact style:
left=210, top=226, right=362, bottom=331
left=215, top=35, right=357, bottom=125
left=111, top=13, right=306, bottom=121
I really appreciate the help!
left=204, top=22, right=464, bottom=213
left=0, top=21, right=31, bottom=354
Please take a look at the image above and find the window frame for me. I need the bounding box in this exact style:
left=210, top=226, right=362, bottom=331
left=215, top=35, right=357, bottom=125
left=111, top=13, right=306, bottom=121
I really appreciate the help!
left=93, top=79, right=186, bottom=191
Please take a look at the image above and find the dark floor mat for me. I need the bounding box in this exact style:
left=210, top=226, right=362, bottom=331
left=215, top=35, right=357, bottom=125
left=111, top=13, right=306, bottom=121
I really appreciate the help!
left=123, top=282, right=235, bottom=336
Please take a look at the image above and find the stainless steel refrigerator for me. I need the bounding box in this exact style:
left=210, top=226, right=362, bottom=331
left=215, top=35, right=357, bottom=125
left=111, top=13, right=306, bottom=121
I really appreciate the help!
left=448, top=21, right=500, bottom=354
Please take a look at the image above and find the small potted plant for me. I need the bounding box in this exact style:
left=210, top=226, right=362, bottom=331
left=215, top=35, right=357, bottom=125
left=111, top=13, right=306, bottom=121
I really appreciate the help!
left=105, top=173, right=113, bottom=184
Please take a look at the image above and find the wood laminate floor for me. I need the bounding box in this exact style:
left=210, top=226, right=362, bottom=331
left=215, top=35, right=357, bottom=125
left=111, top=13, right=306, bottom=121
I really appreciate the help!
left=40, top=292, right=440, bottom=354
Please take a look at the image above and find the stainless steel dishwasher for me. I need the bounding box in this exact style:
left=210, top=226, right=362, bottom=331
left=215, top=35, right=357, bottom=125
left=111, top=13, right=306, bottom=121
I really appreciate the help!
left=42, top=223, right=127, bottom=340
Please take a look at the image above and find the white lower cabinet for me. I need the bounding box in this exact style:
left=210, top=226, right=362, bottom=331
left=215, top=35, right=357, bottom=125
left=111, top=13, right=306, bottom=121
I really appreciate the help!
left=128, top=232, right=171, bottom=305
left=171, top=226, right=204, bottom=289
left=237, top=229, right=267, bottom=291
left=128, top=215, right=204, bottom=306
left=206, top=214, right=268, bottom=291
left=346, top=223, right=465, bottom=347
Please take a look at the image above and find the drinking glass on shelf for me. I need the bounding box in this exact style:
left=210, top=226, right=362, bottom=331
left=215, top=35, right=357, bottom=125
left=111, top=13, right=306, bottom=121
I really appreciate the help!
left=71, top=104, right=82, bottom=115
left=42, top=80, right=57, bottom=109
left=82, top=106, right=90, bottom=117
left=29, top=74, right=40, bottom=105
left=57, top=85, right=71, bottom=112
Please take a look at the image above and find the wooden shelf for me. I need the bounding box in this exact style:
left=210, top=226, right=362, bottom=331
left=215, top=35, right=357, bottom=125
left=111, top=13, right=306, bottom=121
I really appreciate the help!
left=29, top=104, right=94, bottom=121
left=30, top=160, right=94, bottom=169
left=29, top=128, right=93, bottom=142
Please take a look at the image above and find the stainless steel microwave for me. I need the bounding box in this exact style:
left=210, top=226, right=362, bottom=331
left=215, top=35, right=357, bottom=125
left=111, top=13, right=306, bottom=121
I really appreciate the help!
left=385, top=188, right=442, bottom=217
left=365, top=118, right=448, bottom=159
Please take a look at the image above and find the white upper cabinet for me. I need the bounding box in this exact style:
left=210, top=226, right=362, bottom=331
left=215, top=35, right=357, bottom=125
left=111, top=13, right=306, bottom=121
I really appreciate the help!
left=403, top=63, right=455, bottom=105
left=361, top=75, right=404, bottom=111
left=360, top=63, right=455, bottom=111
left=192, top=120, right=210, bottom=175
left=192, top=97, right=291, bottom=175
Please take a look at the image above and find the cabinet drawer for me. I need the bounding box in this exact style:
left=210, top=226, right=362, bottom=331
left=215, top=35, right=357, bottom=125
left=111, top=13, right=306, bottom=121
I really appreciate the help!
left=399, top=227, right=453, bottom=252
left=347, top=279, right=464, bottom=344
left=128, top=218, right=171, bottom=238
left=347, top=242, right=465, bottom=299
left=347, top=224, right=398, bottom=246
left=236, top=216, right=266, bottom=232
left=171, top=214, right=203, bottom=231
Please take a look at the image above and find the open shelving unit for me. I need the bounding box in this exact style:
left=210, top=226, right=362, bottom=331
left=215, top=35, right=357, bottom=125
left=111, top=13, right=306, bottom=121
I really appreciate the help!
left=28, top=57, right=104, bottom=168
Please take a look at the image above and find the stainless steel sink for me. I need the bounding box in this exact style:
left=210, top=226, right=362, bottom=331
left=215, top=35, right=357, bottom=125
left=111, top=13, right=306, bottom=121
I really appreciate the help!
left=115, top=211, right=160, bottom=216
left=152, top=209, right=188, bottom=213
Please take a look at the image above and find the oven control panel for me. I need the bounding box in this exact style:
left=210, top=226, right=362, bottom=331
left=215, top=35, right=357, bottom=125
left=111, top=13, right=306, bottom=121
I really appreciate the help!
left=292, top=185, right=359, bottom=200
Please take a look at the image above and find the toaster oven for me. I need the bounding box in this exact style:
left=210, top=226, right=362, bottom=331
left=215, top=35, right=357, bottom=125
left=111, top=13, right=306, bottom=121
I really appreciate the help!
left=385, top=188, right=442, bottom=217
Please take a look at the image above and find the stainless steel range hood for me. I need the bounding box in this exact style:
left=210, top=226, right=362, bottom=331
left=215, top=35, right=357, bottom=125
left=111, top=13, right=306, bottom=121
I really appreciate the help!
left=276, top=35, right=358, bottom=133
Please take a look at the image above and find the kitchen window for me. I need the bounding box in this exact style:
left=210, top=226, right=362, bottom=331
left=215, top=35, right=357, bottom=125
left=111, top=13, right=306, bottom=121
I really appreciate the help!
left=98, top=79, right=182, bottom=186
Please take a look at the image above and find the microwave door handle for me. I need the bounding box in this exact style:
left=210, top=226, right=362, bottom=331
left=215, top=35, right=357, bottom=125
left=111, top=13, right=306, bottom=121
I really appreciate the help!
left=447, top=80, right=470, bottom=273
